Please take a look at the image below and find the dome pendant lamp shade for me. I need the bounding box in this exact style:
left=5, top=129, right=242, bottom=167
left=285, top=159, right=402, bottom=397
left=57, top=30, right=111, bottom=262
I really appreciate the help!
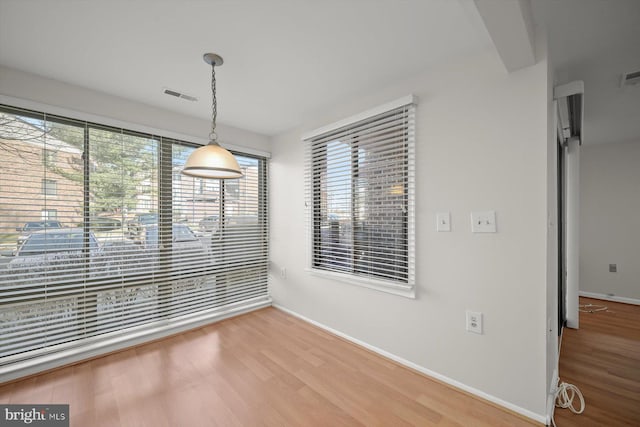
left=182, top=142, right=243, bottom=179
left=182, top=53, right=243, bottom=180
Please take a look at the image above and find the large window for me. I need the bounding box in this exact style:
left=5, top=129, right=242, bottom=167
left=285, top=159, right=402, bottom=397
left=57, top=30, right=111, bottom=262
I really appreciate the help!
left=0, top=105, right=268, bottom=374
left=304, top=97, right=415, bottom=297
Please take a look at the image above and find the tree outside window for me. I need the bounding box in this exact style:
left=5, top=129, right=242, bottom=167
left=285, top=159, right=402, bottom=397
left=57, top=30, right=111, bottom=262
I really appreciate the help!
left=43, top=148, right=57, bottom=166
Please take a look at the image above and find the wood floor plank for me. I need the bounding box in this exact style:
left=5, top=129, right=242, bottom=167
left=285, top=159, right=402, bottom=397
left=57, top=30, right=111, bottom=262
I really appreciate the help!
left=0, top=307, right=541, bottom=426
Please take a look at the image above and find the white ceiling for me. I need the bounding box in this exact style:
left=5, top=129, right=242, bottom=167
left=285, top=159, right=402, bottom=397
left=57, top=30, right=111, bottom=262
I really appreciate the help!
left=0, top=0, right=493, bottom=136
left=532, top=0, right=640, bottom=146
left=3, top=1, right=637, bottom=145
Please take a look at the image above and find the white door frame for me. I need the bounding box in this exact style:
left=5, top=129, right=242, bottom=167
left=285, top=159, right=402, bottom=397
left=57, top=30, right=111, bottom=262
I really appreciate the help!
left=565, top=136, right=580, bottom=329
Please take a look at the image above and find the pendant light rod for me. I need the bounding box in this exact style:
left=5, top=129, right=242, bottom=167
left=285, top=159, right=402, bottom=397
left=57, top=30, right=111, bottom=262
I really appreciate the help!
left=203, top=53, right=223, bottom=145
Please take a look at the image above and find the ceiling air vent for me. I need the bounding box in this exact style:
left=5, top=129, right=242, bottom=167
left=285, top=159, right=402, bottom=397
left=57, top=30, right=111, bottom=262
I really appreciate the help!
left=163, top=88, right=198, bottom=102
left=621, top=70, right=640, bottom=87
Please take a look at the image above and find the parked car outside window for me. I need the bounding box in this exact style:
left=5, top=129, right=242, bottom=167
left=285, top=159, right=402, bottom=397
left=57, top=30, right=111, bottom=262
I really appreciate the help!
left=142, top=223, right=203, bottom=248
left=15, top=229, right=98, bottom=256
left=126, top=213, right=157, bottom=240
left=15, top=220, right=63, bottom=247
left=198, top=215, right=219, bottom=232
left=89, top=216, right=122, bottom=231
left=6, top=224, right=209, bottom=287
left=8, top=228, right=100, bottom=275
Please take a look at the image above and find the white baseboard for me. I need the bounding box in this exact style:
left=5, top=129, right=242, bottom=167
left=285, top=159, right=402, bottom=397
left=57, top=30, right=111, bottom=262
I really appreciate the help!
left=273, top=304, right=547, bottom=425
left=579, top=291, right=640, bottom=306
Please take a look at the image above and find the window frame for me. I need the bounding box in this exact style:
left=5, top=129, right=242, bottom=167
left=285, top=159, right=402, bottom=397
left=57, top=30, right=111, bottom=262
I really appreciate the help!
left=303, top=96, right=416, bottom=298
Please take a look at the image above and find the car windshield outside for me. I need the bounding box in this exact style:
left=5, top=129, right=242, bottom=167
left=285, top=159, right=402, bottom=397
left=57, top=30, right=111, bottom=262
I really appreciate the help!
left=144, top=224, right=198, bottom=246
left=136, top=214, right=157, bottom=224
left=17, top=229, right=98, bottom=256
left=21, top=221, right=62, bottom=231
left=198, top=215, right=219, bottom=231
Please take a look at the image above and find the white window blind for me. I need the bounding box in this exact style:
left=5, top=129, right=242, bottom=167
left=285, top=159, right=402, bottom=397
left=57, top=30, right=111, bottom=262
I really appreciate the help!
left=0, top=106, right=268, bottom=371
left=304, top=98, right=415, bottom=295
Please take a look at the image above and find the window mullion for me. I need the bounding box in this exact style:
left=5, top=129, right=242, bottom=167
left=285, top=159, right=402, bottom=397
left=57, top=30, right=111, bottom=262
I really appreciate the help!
left=351, top=137, right=358, bottom=275
left=81, top=121, right=96, bottom=336
left=158, top=138, right=173, bottom=319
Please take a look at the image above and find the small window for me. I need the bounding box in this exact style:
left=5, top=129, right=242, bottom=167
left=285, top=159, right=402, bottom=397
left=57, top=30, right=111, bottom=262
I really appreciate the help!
left=41, top=209, right=58, bottom=220
left=41, top=179, right=57, bottom=196
left=304, top=96, right=416, bottom=297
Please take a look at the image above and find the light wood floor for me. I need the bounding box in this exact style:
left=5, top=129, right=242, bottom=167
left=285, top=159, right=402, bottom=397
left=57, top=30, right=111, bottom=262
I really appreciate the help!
left=554, top=297, right=640, bottom=426
left=0, top=307, right=539, bottom=426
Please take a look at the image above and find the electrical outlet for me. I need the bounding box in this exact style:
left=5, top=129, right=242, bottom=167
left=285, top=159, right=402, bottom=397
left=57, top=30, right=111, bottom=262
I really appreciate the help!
left=280, top=267, right=286, bottom=279
left=609, top=264, right=617, bottom=273
left=466, top=311, right=483, bottom=334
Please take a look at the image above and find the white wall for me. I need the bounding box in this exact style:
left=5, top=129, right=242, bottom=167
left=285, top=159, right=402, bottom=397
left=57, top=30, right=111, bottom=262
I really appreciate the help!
left=269, top=50, right=550, bottom=420
left=546, top=59, right=559, bottom=414
left=580, top=141, right=640, bottom=301
left=0, top=66, right=270, bottom=153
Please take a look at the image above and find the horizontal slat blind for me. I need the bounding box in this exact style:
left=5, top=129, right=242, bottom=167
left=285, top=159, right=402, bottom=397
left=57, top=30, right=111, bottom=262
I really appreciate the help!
left=0, top=106, right=268, bottom=366
left=304, top=102, right=415, bottom=289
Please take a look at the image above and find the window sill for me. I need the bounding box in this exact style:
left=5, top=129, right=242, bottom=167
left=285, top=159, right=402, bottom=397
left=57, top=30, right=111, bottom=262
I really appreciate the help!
left=305, top=268, right=415, bottom=299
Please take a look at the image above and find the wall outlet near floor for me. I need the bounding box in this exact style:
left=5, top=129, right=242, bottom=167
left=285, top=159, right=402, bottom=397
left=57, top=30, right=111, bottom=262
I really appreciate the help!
left=609, top=263, right=617, bottom=273
left=466, top=311, right=483, bottom=334
left=280, top=267, right=287, bottom=279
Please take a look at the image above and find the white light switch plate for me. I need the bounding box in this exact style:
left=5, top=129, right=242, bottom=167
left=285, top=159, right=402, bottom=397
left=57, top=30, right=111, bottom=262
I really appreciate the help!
left=436, top=212, right=451, bottom=232
left=471, top=211, right=497, bottom=233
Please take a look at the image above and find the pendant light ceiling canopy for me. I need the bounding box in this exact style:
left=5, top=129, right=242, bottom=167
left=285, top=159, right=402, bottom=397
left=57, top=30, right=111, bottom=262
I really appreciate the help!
left=182, top=53, right=243, bottom=179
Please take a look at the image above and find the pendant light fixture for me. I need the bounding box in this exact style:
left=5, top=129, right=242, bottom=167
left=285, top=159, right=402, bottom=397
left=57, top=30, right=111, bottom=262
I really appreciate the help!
left=182, top=53, right=243, bottom=179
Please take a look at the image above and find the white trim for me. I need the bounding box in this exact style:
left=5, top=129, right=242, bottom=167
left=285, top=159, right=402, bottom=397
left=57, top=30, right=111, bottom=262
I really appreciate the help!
left=302, top=94, right=417, bottom=141
left=0, top=94, right=271, bottom=159
left=273, top=304, right=547, bottom=425
left=305, top=268, right=416, bottom=299
left=407, top=105, right=416, bottom=287
left=0, top=297, right=272, bottom=383
left=579, top=291, right=640, bottom=306
left=565, top=138, right=580, bottom=329
left=547, top=367, right=559, bottom=425
left=554, top=81, right=584, bottom=99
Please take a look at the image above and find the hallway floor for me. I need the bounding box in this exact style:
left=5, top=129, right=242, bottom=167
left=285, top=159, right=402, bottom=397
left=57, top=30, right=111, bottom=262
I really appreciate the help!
left=555, top=297, right=640, bottom=426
